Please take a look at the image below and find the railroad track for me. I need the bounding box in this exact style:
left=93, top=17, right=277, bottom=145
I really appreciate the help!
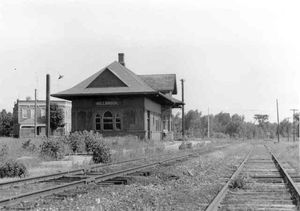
left=0, top=144, right=229, bottom=209
left=206, top=144, right=300, bottom=211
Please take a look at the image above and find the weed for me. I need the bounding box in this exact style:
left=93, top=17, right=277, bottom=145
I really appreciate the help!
left=186, top=142, right=193, bottom=149
left=92, top=142, right=112, bottom=163
left=67, top=132, right=85, bottom=153
left=179, top=142, right=187, bottom=150
left=229, top=176, right=248, bottom=190
left=0, top=159, right=27, bottom=178
left=22, top=139, right=37, bottom=152
left=82, top=131, right=102, bottom=153
left=0, top=144, right=8, bottom=162
left=40, top=137, right=65, bottom=160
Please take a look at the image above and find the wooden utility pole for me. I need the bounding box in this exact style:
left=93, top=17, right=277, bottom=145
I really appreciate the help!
left=287, top=117, right=290, bottom=142
left=34, top=89, right=37, bottom=138
left=46, top=74, right=50, bottom=138
left=276, top=99, right=280, bottom=142
left=208, top=108, right=210, bottom=138
left=181, top=79, right=185, bottom=139
left=291, top=109, right=298, bottom=142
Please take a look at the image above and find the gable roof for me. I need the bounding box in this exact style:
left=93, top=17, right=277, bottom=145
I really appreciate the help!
left=139, top=74, right=177, bottom=94
left=52, top=61, right=156, bottom=99
left=52, top=61, right=183, bottom=107
left=87, top=68, right=128, bottom=88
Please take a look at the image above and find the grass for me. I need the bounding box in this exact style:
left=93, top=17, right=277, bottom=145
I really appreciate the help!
left=268, top=140, right=300, bottom=172
left=102, top=136, right=167, bottom=162
left=0, top=135, right=177, bottom=177
left=0, top=134, right=231, bottom=178
left=0, top=137, right=42, bottom=159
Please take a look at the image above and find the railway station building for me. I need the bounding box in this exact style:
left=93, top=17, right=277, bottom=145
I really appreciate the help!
left=52, top=54, right=183, bottom=140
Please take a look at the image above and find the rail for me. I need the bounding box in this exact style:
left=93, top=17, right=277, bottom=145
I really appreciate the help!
left=205, top=148, right=253, bottom=211
left=0, top=144, right=229, bottom=208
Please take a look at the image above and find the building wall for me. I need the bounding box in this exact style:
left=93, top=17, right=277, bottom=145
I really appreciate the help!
left=71, top=96, right=167, bottom=141
left=13, top=100, right=71, bottom=138
left=144, top=97, right=162, bottom=140
left=71, top=96, right=146, bottom=139
left=161, top=106, right=173, bottom=140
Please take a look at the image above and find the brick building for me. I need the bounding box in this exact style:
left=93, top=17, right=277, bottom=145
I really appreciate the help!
left=52, top=54, right=183, bottom=140
left=13, top=100, right=71, bottom=137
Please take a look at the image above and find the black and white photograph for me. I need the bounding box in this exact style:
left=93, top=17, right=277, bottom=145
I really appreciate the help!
left=0, top=0, right=299, bottom=210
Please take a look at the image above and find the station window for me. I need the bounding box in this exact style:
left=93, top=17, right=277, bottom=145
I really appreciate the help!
left=115, top=114, right=121, bottom=130
left=95, top=114, right=101, bottom=131
left=103, top=111, right=113, bottom=130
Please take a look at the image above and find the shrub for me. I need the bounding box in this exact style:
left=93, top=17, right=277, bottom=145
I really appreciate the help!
left=178, top=142, right=187, bottom=150
left=186, top=142, right=193, bottom=149
left=66, top=131, right=103, bottom=153
left=92, top=142, right=112, bottom=163
left=83, top=131, right=102, bottom=153
left=22, top=139, right=37, bottom=152
left=0, top=159, right=27, bottom=178
left=40, top=138, right=65, bottom=160
left=67, top=132, right=85, bottom=153
left=0, top=144, right=8, bottom=162
left=22, top=139, right=31, bottom=149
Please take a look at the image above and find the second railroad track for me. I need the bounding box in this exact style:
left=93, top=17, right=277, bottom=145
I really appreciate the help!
left=206, top=144, right=300, bottom=211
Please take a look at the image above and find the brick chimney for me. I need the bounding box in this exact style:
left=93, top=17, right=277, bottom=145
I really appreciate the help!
left=118, top=53, right=125, bottom=66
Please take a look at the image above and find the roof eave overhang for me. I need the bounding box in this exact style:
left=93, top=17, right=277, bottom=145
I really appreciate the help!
left=51, top=91, right=184, bottom=108
left=51, top=91, right=158, bottom=100
left=156, top=92, right=184, bottom=108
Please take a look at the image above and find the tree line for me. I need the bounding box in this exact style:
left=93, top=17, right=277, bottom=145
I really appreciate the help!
left=173, top=110, right=300, bottom=140
left=0, top=106, right=299, bottom=140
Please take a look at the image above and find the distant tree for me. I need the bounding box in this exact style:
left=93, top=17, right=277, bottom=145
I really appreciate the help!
left=293, top=113, right=299, bottom=137
left=278, top=118, right=292, bottom=138
left=184, top=110, right=201, bottom=137
left=26, top=96, right=31, bottom=101
left=0, top=109, right=13, bottom=136
left=172, top=112, right=182, bottom=138
left=254, top=114, right=269, bottom=126
left=294, top=113, right=299, bottom=121
left=225, top=114, right=244, bottom=138
left=213, top=112, right=231, bottom=133
left=50, top=104, right=65, bottom=131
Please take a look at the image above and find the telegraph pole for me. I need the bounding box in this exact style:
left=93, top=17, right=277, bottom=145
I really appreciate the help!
left=291, top=109, right=298, bottom=142
left=46, top=74, right=50, bottom=138
left=34, top=89, right=37, bottom=138
left=276, top=99, right=280, bottom=142
left=208, top=108, right=210, bottom=139
left=287, top=117, right=290, bottom=142
left=181, top=79, right=185, bottom=139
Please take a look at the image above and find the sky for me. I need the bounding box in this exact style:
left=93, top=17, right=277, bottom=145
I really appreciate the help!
left=0, top=0, right=299, bottom=122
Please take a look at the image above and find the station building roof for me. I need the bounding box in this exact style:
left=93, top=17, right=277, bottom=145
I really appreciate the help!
left=52, top=61, right=183, bottom=107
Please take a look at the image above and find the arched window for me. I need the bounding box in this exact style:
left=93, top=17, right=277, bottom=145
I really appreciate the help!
left=95, top=114, right=101, bottom=131
left=103, top=111, right=113, bottom=130
left=115, top=114, right=121, bottom=130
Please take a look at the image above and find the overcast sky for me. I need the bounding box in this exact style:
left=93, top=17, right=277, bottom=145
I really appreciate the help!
left=0, top=0, right=299, bottom=122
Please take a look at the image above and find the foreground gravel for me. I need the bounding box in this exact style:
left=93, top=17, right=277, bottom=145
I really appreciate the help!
left=10, top=143, right=251, bottom=211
